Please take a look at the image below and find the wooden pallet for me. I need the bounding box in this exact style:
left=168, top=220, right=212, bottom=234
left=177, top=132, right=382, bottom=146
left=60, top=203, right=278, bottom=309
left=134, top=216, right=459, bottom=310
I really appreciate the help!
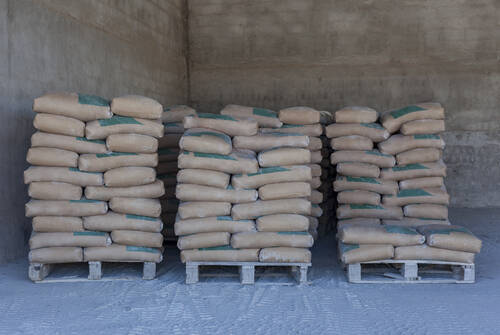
left=185, top=262, right=311, bottom=285
left=345, top=259, right=475, bottom=284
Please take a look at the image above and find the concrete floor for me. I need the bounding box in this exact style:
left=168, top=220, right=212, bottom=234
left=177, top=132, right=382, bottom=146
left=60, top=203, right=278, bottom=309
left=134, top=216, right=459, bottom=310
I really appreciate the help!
left=0, top=208, right=498, bottom=334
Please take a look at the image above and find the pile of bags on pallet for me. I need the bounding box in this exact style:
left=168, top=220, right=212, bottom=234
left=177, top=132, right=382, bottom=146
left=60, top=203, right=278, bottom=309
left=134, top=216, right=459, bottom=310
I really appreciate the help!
left=25, top=93, right=165, bottom=265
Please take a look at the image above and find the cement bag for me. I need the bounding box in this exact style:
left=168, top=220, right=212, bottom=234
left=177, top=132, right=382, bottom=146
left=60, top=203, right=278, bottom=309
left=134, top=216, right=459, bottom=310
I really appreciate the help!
left=25, top=199, right=107, bottom=217
left=157, top=161, right=178, bottom=174
left=308, top=190, right=323, bottom=204
left=396, top=148, right=442, bottom=165
left=336, top=218, right=381, bottom=230
left=33, top=113, right=85, bottom=137
left=158, top=173, right=177, bottom=187
left=31, top=132, right=107, bottom=154
left=382, top=188, right=449, bottom=207
left=85, top=180, right=165, bottom=201
left=308, top=164, right=322, bottom=177
left=163, top=122, right=185, bottom=134
left=260, top=124, right=323, bottom=136
left=162, top=105, right=196, bottom=123
left=33, top=92, right=111, bottom=121
left=256, top=214, right=309, bottom=232
left=106, top=134, right=158, bottom=153
left=158, top=148, right=179, bottom=162
left=78, top=153, right=158, bottom=172
left=334, top=176, right=398, bottom=195
left=83, top=211, right=162, bottom=232
left=233, top=133, right=309, bottom=152
left=258, top=147, right=310, bottom=167
left=259, top=182, right=311, bottom=200
left=399, top=177, right=444, bottom=190
left=179, top=128, right=232, bottom=155
left=109, top=197, right=161, bottom=217
left=331, top=150, right=395, bottom=168
left=85, top=115, right=164, bottom=140
left=325, top=123, right=389, bottom=142
left=180, top=247, right=259, bottom=263
left=232, top=199, right=311, bottom=220
left=110, top=95, right=162, bottom=119
left=380, top=161, right=446, bottom=180
left=178, top=201, right=231, bottom=219
left=338, top=190, right=380, bottom=205
left=378, top=134, right=445, bottom=155
left=178, top=150, right=258, bottom=174
left=310, top=204, right=323, bottom=218
left=104, top=167, right=156, bottom=187
left=221, top=104, right=282, bottom=128
left=310, top=150, right=322, bottom=164
left=32, top=216, right=84, bottom=232
left=339, top=243, right=394, bottom=264
left=176, top=184, right=257, bottom=203
left=184, top=113, right=258, bottom=136
left=308, top=137, right=322, bottom=151
left=381, top=102, right=444, bottom=134
left=27, top=147, right=78, bottom=167
left=417, top=225, right=482, bottom=253
left=404, top=204, right=448, bottom=219
left=177, top=232, right=230, bottom=250
left=336, top=162, right=380, bottom=178
left=334, top=106, right=378, bottom=124
left=175, top=216, right=255, bottom=236
left=29, top=181, right=82, bottom=200
left=382, top=218, right=450, bottom=227
left=30, top=231, right=111, bottom=249
left=177, top=169, right=229, bottom=189
left=231, top=232, right=313, bottom=248
left=330, top=135, right=373, bottom=151
left=29, top=247, right=83, bottom=264
left=232, top=166, right=312, bottom=190
left=24, top=167, right=103, bottom=186
left=308, top=217, right=319, bottom=230
left=159, top=133, right=182, bottom=148
left=337, top=204, right=403, bottom=220
left=111, top=230, right=163, bottom=248
left=339, top=224, right=424, bottom=246
left=400, top=119, right=445, bottom=135
left=278, top=106, right=323, bottom=125
left=84, top=244, right=162, bottom=263
left=259, top=247, right=311, bottom=263
left=394, top=245, right=474, bottom=263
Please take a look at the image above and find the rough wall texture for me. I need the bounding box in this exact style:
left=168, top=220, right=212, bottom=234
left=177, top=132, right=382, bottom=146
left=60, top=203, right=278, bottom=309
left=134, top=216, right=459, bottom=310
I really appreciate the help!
left=0, top=0, right=188, bottom=262
left=188, top=0, right=500, bottom=208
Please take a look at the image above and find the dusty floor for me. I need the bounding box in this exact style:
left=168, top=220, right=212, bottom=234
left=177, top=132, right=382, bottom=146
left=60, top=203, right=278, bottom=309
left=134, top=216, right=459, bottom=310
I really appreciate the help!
left=0, top=208, right=499, bottom=334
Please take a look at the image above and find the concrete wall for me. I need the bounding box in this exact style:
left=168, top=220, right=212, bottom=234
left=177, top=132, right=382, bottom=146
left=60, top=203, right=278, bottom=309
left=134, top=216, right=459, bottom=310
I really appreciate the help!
left=0, top=0, right=188, bottom=262
left=188, top=0, right=500, bottom=208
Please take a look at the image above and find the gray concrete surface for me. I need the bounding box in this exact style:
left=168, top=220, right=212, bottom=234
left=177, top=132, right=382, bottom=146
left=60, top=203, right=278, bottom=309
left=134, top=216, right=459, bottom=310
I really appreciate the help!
left=0, top=208, right=498, bottom=334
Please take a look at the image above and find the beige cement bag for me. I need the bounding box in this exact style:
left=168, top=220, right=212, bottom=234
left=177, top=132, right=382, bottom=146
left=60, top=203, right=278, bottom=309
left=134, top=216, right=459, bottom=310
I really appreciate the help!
left=394, top=245, right=474, bottom=263
left=175, top=216, right=255, bottom=236
left=178, top=201, right=231, bottom=219
left=308, top=190, right=323, bottom=204
left=178, top=149, right=258, bottom=174
left=261, top=124, right=323, bottom=136
left=331, top=150, right=395, bottom=168
left=28, top=181, right=82, bottom=200
left=104, top=167, right=156, bottom=187
left=111, top=230, right=163, bottom=248
left=339, top=224, right=424, bottom=246
left=83, top=211, right=162, bottom=232
left=29, top=247, right=83, bottom=264
left=308, top=216, right=319, bottom=230
left=30, top=231, right=111, bottom=249
left=184, top=113, right=258, bottom=136
left=33, top=113, right=85, bottom=137
left=378, top=134, right=445, bottom=155
left=159, top=133, right=182, bottom=148
left=339, top=243, right=394, bottom=264
left=338, top=190, right=380, bottom=205
left=180, top=248, right=259, bottom=263
left=178, top=232, right=230, bottom=250
left=232, top=166, right=312, bottom=190
left=308, top=137, right=322, bottom=151
left=417, top=225, right=482, bottom=253
left=176, top=184, right=257, bottom=203
left=24, top=167, right=103, bottom=186
left=177, top=169, right=230, bottom=189
left=109, top=197, right=161, bottom=217
left=232, top=198, right=311, bottom=220
left=325, top=123, right=389, bottom=142
left=162, top=105, right=196, bottom=123
left=84, top=244, right=163, bottom=263
left=380, top=161, right=446, bottom=181
left=399, top=177, right=444, bottom=190
left=308, top=164, right=322, bottom=177
left=382, top=218, right=450, bottom=227
left=179, top=128, right=232, bottom=155
left=85, top=180, right=165, bottom=201
left=26, top=199, right=107, bottom=217
left=158, top=148, right=179, bottom=162
left=383, top=188, right=449, bottom=207
left=331, top=135, right=373, bottom=151
left=111, top=95, right=162, bottom=119
left=258, top=147, right=311, bottom=167
left=79, top=153, right=158, bottom=172
left=310, top=150, right=322, bottom=164
left=157, top=161, right=178, bottom=174
left=396, top=148, right=442, bottom=165
left=231, top=232, right=313, bottom=248
left=310, top=204, right=323, bottom=218
left=221, top=104, right=282, bottom=128
left=256, top=214, right=309, bottom=232
left=31, top=132, right=107, bottom=154
left=334, top=106, right=378, bottom=124
left=106, top=134, right=158, bottom=153
left=404, top=204, right=448, bottom=219
left=163, top=122, right=185, bottom=134
left=336, top=162, right=380, bottom=178
left=334, top=176, right=398, bottom=195
left=233, top=133, right=309, bottom=152
left=337, top=204, right=403, bottom=220
left=259, top=247, right=311, bottom=263
left=381, top=102, right=445, bottom=134
left=258, top=182, right=311, bottom=200
left=337, top=218, right=381, bottom=230
left=278, top=107, right=323, bottom=125
left=85, top=116, right=164, bottom=140
left=32, top=216, right=84, bottom=232
left=27, top=147, right=78, bottom=167
left=33, top=92, right=111, bottom=121
left=400, top=119, right=445, bottom=135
